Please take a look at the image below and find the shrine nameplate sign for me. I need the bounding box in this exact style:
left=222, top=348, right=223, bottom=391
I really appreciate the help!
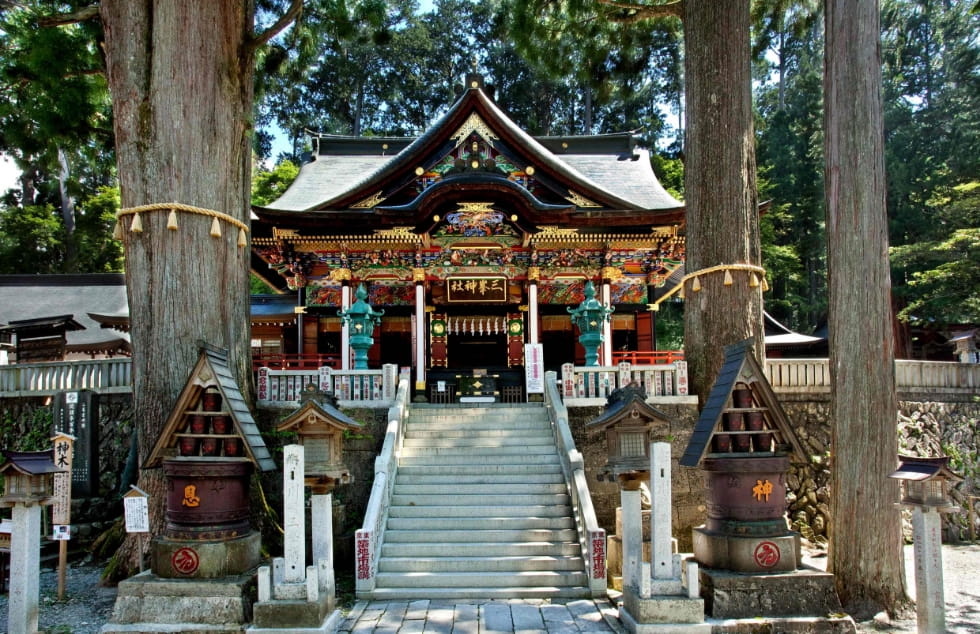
left=447, top=277, right=507, bottom=303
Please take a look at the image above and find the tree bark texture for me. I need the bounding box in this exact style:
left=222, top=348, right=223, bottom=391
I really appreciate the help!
left=824, top=0, right=909, bottom=617
left=100, top=0, right=254, bottom=544
left=682, top=0, right=764, bottom=401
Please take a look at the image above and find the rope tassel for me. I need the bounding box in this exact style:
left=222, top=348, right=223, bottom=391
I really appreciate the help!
left=210, top=217, right=222, bottom=238
left=130, top=212, right=143, bottom=233
left=167, top=209, right=178, bottom=230
left=112, top=220, right=124, bottom=240
left=238, top=228, right=248, bottom=248
left=724, top=270, right=733, bottom=286
left=691, top=277, right=702, bottom=292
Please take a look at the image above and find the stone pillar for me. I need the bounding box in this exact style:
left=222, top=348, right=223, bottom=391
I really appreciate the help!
left=283, top=445, right=305, bottom=584
left=650, top=442, right=673, bottom=586
left=414, top=281, right=426, bottom=391
left=601, top=281, right=613, bottom=365
left=528, top=280, right=539, bottom=345
left=341, top=283, right=351, bottom=370
left=621, top=483, right=644, bottom=596
left=311, top=492, right=334, bottom=594
left=8, top=503, right=41, bottom=634
left=912, top=506, right=947, bottom=633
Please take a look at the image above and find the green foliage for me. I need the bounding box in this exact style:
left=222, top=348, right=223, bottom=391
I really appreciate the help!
left=0, top=203, right=64, bottom=273
left=252, top=159, right=300, bottom=207
left=650, top=153, right=684, bottom=200
left=891, top=181, right=980, bottom=325
left=0, top=406, right=53, bottom=452
left=654, top=300, right=684, bottom=351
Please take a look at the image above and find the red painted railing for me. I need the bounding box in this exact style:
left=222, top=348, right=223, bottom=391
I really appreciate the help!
left=611, top=350, right=685, bottom=365
left=250, top=353, right=341, bottom=371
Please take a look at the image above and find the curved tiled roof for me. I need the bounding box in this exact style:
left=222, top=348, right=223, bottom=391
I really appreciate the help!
left=257, top=81, right=683, bottom=216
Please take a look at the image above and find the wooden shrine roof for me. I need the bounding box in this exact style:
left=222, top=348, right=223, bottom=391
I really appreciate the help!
left=254, top=74, right=683, bottom=231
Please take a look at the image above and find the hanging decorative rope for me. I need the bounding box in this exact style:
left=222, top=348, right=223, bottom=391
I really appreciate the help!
left=114, top=202, right=249, bottom=248
left=648, top=263, right=768, bottom=312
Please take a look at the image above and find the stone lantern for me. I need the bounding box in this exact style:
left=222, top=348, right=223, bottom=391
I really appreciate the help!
left=276, top=385, right=363, bottom=493
left=1, top=449, right=63, bottom=634
left=890, top=455, right=963, bottom=633
left=567, top=280, right=613, bottom=366
left=587, top=385, right=671, bottom=483
left=0, top=450, right=60, bottom=503
left=339, top=283, right=384, bottom=370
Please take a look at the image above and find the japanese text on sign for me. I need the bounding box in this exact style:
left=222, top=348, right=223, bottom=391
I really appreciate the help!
left=447, top=277, right=507, bottom=303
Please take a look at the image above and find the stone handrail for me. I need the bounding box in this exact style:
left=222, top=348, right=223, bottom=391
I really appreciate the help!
left=560, top=360, right=691, bottom=405
left=256, top=364, right=399, bottom=407
left=766, top=359, right=980, bottom=393
left=355, top=376, right=410, bottom=596
left=0, top=358, right=133, bottom=397
left=544, top=370, right=607, bottom=596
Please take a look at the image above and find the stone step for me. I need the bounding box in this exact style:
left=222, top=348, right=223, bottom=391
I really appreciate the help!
left=381, top=541, right=583, bottom=558
left=392, top=482, right=567, bottom=495
left=399, top=445, right=558, bottom=457
left=401, top=435, right=554, bottom=448
left=405, top=418, right=551, bottom=431
left=386, top=515, right=575, bottom=531
left=396, top=472, right=566, bottom=485
left=387, top=504, right=573, bottom=518
left=382, top=528, right=579, bottom=543
left=373, top=570, right=588, bottom=589
left=398, top=453, right=562, bottom=466
left=405, top=425, right=554, bottom=440
left=378, top=555, right=585, bottom=573
left=390, top=493, right=570, bottom=507
left=396, top=463, right=563, bottom=477
left=366, top=586, right=593, bottom=600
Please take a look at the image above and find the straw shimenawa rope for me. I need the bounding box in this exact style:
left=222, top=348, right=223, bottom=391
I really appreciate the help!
left=114, top=202, right=249, bottom=247
left=648, top=263, right=768, bottom=311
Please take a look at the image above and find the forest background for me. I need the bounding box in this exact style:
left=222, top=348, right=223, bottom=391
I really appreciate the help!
left=0, top=0, right=977, bottom=354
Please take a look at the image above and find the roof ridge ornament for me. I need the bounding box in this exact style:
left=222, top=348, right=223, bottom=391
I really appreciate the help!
left=451, top=113, right=499, bottom=147
left=565, top=190, right=601, bottom=208
left=350, top=191, right=386, bottom=209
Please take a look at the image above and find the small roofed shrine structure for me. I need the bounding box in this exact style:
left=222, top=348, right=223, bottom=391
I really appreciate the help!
left=251, top=73, right=686, bottom=400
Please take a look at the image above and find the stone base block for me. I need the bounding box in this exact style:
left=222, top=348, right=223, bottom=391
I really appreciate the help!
left=693, top=528, right=800, bottom=573
left=706, top=615, right=856, bottom=633
left=698, top=565, right=843, bottom=619
left=101, top=568, right=256, bottom=633
left=250, top=592, right=338, bottom=632
left=620, top=601, right=710, bottom=634
left=151, top=531, right=261, bottom=579
left=623, top=588, right=705, bottom=624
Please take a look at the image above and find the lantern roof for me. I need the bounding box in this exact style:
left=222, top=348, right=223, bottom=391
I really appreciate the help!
left=0, top=449, right=62, bottom=477
left=276, top=387, right=363, bottom=433
left=680, top=338, right=806, bottom=468
left=145, top=343, right=276, bottom=471
left=889, top=455, right=963, bottom=483
left=587, top=385, right=671, bottom=432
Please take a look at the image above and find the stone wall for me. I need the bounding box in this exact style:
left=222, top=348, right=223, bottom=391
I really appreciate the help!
left=777, top=392, right=980, bottom=543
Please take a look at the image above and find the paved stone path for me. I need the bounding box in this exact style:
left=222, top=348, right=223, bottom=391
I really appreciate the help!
left=338, top=598, right=624, bottom=634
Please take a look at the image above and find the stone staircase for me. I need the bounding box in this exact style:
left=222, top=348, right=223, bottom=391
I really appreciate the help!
left=371, top=403, right=591, bottom=599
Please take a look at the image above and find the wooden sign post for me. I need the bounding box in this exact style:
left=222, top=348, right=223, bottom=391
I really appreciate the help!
left=123, top=485, right=151, bottom=572
left=51, top=432, right=75, bottom=601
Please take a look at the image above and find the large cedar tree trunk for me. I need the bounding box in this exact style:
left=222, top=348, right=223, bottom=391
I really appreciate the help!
left=683, top=0, right=764, bottom=400
left=824, top=0, right=909, bottom=617
left=100, top=1, right=254, bottom=561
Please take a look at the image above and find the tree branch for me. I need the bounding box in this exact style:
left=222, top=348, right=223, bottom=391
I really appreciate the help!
left=597, top=0, right=683, bottom=23
left=37, top=4, right=100, bottom=28
left=247, top=0, right=303, bottom=56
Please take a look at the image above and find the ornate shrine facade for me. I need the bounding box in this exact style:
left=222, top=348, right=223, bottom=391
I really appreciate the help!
left=251, top=74, right=686, bottom=399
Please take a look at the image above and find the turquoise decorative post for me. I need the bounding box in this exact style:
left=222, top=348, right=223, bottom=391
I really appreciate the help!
left=567, top=281, right=614, bottom=366
left=339, top=283, right=384, bottom=370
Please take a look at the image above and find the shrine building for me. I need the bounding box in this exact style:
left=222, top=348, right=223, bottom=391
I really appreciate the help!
left=251, top=73, right=687, bottom=401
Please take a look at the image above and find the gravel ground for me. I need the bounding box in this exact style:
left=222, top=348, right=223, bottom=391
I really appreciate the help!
left=1, top=544, right=977, bottom=633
